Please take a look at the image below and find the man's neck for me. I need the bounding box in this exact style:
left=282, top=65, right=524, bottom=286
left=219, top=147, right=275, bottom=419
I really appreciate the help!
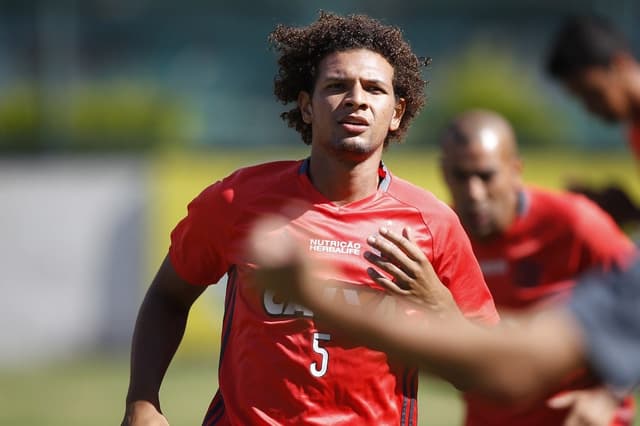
left=307, top=149, right=384, bottom=206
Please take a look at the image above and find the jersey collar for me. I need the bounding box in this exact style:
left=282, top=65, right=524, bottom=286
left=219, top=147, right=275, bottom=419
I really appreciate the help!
left=298, top=157, right=391, bottom=192
left=516, top=188, right=530, bottom=217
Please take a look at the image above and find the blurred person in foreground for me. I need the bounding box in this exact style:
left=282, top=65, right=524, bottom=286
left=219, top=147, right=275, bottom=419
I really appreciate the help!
left=121, top=11, right=499, bottom=426
left=547, top=15, right=640, bottom=231
left=440, top=109, right=636, bottom=426
left=248, top=215, right=640, bottom=426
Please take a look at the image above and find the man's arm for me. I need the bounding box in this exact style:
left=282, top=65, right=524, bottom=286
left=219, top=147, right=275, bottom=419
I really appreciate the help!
left=122, top=255, right=206, bottom=426
left=248, top=216, right=586, bottom=401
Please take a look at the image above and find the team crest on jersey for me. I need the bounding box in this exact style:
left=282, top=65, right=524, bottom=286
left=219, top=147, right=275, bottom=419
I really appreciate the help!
left=308, top=239, right=361, bottom=255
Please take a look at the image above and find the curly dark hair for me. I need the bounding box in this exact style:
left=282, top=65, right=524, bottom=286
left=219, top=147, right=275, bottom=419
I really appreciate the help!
left=269, top=11, right=426, bottom=146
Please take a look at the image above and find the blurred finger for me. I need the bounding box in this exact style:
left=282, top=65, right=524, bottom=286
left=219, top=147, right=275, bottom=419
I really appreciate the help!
left=548, top=391, right=578, bottom=409
left=364, top=251, right=412, bottom=286
left=366, top=233, right=413, bottom=274
left=367, top=268, right=411, bottom=295
left=401, top=227, right=439, bottom=277
left=378, top=226, right=425, bottom=261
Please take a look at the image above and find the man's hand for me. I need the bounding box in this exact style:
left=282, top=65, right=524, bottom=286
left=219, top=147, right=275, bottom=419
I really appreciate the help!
left=548, top=387, right=621, bottom=426
left=121, top=401, right=169, bottom=426
left=364, top=226, right=460, bottom=317
left=247, top=215, right=324, bottom=306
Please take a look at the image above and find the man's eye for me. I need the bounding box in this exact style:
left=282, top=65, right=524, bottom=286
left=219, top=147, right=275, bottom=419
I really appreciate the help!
left=453, top=172, right=469, bottom=181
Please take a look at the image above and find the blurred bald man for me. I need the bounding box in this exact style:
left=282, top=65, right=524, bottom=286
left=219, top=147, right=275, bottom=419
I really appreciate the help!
left=440, top=110, right=636, bottom=426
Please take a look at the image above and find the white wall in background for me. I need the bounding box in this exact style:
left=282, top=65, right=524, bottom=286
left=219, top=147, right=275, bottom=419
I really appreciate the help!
left=0, top=157, right=147, bottom=367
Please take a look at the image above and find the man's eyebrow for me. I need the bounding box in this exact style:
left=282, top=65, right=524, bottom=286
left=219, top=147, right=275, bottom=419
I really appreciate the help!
left=452, top=168, right=496, bottom=176
left=321, top=74, right=389, bottom=85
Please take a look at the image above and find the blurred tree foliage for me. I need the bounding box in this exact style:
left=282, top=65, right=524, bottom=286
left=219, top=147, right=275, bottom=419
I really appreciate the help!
left=0, top=81, right=198, bottom=153
left=0, top=85, right=40, bottom=151
left=0, top=41, right=580, bottom=153
left=410, top=40, right=577, bottom=147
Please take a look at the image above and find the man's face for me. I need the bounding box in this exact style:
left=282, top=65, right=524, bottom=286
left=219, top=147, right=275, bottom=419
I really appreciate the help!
left=441, top=134, right=522, bottom=240
left=298, top=49, right=405, bottom=162
left=565, top=66, right=631, bottom=123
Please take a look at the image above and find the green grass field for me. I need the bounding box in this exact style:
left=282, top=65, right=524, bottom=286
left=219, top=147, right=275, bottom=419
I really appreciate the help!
left=0, top=356, right=637, bottom=425
left=2, top=148, right=638, bottom=425
left=0, top=356, right=466, bottom=425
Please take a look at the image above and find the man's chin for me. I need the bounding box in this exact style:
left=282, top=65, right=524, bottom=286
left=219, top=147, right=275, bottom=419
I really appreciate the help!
left=332, top=138, right=380, bottom=158
left=463, top=220, right=494, bottom=240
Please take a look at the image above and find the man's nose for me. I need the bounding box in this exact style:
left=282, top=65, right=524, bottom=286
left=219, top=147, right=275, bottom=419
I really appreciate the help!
left=344, top=84, right=367, bottom=109
left=466, top=176, right=487, bottom=201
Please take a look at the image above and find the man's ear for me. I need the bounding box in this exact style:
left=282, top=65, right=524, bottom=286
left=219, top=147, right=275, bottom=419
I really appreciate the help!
left=389, top=98, right=406, bottom=131
left=513, top=156, right=523, bottom=175
left=513, top=156, right=524, bottom=189
left=438, top=155, right=448, bottom=184
left=298, top=91, right=313, bottom=124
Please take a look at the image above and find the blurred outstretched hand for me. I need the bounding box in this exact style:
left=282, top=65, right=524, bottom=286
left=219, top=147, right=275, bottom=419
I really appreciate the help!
left=247, top=215, right=324, bottom=306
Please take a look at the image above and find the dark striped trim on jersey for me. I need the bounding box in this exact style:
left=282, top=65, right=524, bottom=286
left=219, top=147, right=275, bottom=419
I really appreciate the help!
left=203, top=268, right=238, bottom=425
left=202, top=391, right=225, bottom=426
left=378, top=160, right=391, bottom=192
left=400, top=367, right=418, bottom=426
left=299, top=157, right=311, bottom=175
left=298, top=157, right=392, bottom=192
left=516, top=189, right=531, bottom=217
left=218, top=267, right=238, bottom=369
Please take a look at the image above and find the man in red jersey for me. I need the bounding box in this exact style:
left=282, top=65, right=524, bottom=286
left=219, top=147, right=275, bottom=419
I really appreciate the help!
left=439, top=109, right=636, bottom=426
left=547, top=15, right=640, bottom=229
left=121, top=12, right=498, bottom=426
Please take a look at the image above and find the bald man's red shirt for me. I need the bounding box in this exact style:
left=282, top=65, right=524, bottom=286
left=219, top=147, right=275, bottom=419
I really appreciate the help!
left=463, top=186, right=636, bottom=426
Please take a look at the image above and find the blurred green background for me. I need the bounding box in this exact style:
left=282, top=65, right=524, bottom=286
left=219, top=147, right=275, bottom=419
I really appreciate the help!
left=2, top=1, right=640, bottom=425
left=1, top=0, right=639, bottom=153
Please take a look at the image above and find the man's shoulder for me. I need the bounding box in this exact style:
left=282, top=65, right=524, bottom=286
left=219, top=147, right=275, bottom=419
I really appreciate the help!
left=195, top=159, right=303, bottom=206
left=225, top=159, right=303, bottom=182
left=526, top=186, right=615, bottom=234
left=210, top=159, right=303, bottom=193
left=388, top=175, right=447, bottom=207
left=386, top=174, right=458, bottom=221
left=527, top=186, right=592, bottom=218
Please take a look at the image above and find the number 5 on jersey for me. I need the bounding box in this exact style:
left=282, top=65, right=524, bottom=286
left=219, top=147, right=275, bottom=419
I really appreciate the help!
left=310, top=332, right=331, bottom=377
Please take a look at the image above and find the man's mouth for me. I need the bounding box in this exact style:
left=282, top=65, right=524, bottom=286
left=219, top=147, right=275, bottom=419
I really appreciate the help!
left=339, top=116, right=369, bottom=134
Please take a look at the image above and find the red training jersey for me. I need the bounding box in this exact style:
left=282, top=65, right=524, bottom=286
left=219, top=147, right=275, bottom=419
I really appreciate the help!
left=169, top=159, right=498, bottom=426
left=463, top=186, right=636, bottom=426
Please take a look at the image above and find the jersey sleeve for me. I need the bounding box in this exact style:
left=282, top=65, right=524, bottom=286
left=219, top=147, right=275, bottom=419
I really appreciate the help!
left=568, top=261, right=640, bottom=389
left=169, top=181, right=234, bottom=286
left=570, top=196, right=636, bottom=270
left=432, top=212, right=500, bottom=325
